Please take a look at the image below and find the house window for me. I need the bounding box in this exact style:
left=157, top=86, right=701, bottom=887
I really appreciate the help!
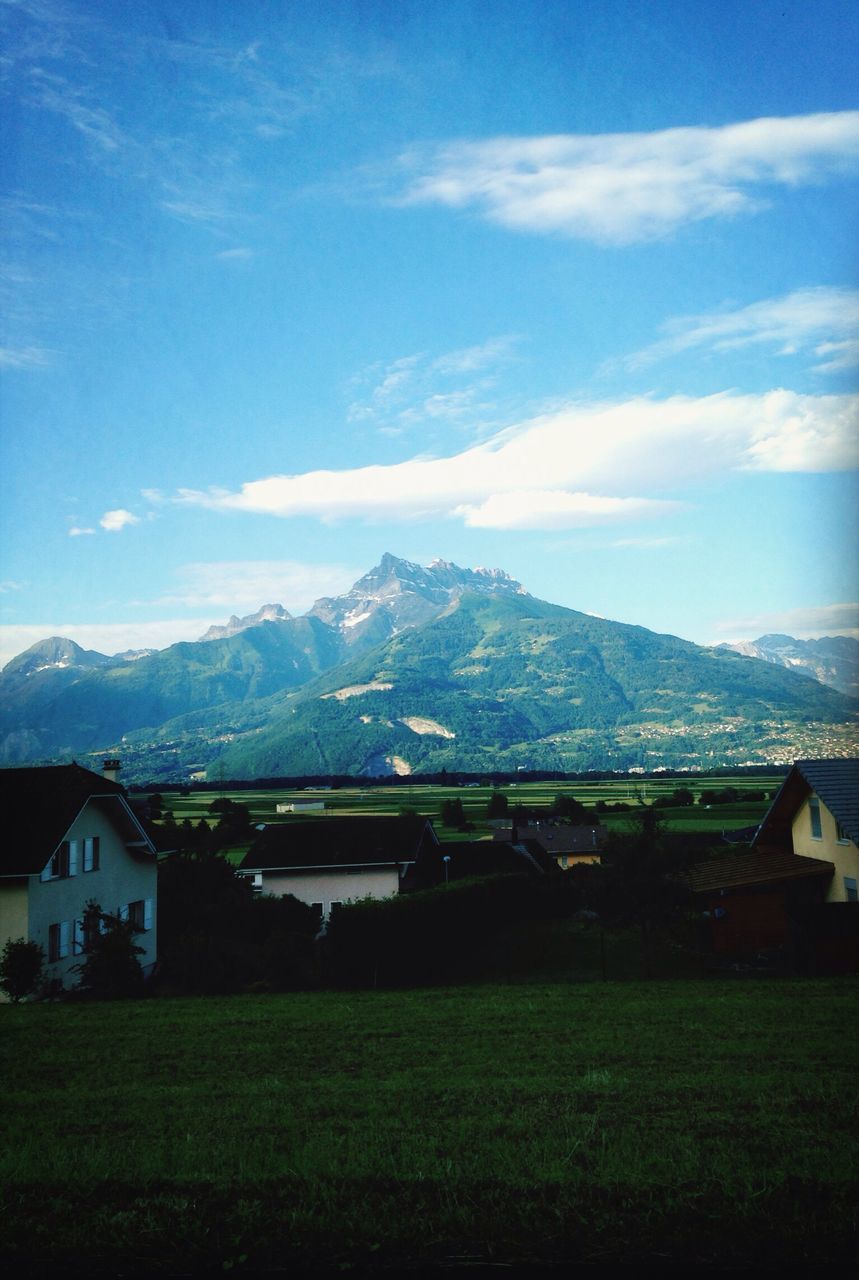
left=808, top=796, right=822, bottom=840
left=48, top=921, right=71, bottom=962
left=83, top=836, right=100, bottom=872
left=41, top=840, right=78, bottom=881
left=845, top=878, right=858, bottom=903
left=835, top=822, right=850, bottom=845
left=126, top=899, right=153, bottom=932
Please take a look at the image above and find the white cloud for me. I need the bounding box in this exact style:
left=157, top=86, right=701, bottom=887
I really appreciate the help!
left=68, top=525, right=96, bottom=537
left=174, top=390, right=859, bottom=532
left=393, top=112, right=859, bottom=244
left=99, top=508, right=140, bottom=532
left=714, top=602, right=859, bottom=642
left=456, top=490, right=682, bottom=530
left=152, top=559, right=360, bottom=613
left=620, top=286, right=859, bottom=371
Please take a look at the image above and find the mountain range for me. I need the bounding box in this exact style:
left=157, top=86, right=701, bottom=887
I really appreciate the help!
left=717, top=634, right=858, bottom=698
left=1, top=554, right=855, bottom=784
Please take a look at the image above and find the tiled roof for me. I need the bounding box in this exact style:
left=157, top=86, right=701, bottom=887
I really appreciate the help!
left=0, top=763, right=140, bottom=876
left=493, top=822, right=607, bottom=854
left=795, top=759, right=859, bottom=843
left=684, top=849, right=834, bottom=894
left=753, top=757, right=859, bottom=851
left=240, top=815, right=435, bottom=872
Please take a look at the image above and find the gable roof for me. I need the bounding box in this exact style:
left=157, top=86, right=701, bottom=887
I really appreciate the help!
left=754, top=758, right=859, bottom=850
left=0, top=763, right=155, bottom=876
left=240, top=815, right=437, bottom=873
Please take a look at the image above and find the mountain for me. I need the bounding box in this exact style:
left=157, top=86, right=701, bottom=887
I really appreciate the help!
left=718, top=634, right=859, bottom=697
left=2, top=636, right=112, bottom=678
left=199, top=604, right=292, bottom=642
left=306, top=552, right=527, bottom=650
left=0, top=555, right=855, bottom=782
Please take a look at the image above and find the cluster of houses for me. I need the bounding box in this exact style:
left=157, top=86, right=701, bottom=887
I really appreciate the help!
left=1, top=757, right=856, bottom=995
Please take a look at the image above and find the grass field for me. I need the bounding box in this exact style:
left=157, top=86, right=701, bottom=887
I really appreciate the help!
left=157, top=773, right=782, bottom=850
left=2, top=979, right=857, bottom=1271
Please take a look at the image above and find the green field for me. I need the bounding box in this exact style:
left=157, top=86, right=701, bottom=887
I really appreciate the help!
left=156, top=773, right=782, bottom=851
left=2, top=979, right=857, bottom=1271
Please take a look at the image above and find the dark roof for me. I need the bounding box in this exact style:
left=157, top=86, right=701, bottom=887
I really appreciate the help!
left=754, top=758, right=859, bottom=850
left=240, top=815, right=437, bottom=872
left=492, top=822, right=607, bottom=854
left=684, top=850, right=834, bottom=894
left=794, top=759, right=859, bottom=843
left=0, top=763, right=153, bottom=876
left=401, top=837, right=559, bottom=891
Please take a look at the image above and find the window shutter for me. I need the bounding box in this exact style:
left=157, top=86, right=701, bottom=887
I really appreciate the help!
left=144, top=898, right=153, bottom=931
left=68, top=840, right=79, bottom=876
left=119, top=904, right=129, bottom=922
left=73, top=918, right=84, bottom=954
left=83, top=838, right=93, bottom=872
left=92, top=836, right=100, bottom=870
left=59, top=920, right=71, bottom=959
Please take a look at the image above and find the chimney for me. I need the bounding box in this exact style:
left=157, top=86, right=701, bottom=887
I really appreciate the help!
left=103, top=758, right=121, bottom=784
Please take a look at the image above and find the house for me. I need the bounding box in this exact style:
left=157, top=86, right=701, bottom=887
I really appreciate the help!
left=0, top=763, right=159, bottom=992
left=239, top=815, right=438, bottom=921
left=752, top=758, right=859, bottom=902
left=684, top=758, right=858, bottom=967
left=492, top=820, right=606, bottom=869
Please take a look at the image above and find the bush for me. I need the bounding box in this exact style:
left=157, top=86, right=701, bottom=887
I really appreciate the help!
left=73, top=904, right=145, bottom=1000
left=0, top=938, right=45, bottom=1003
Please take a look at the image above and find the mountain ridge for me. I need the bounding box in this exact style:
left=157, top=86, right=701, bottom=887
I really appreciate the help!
left=1, top=555, right=855, bottom=782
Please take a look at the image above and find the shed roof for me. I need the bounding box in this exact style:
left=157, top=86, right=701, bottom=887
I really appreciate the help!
left=0, top=763, right=155, bottom=875
left=240, top=815, right=436, bottom=872
left=684, top=849, right=834, bottom=894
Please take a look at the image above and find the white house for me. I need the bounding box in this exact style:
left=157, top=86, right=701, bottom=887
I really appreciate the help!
left=0, top=763, right=159, bottom=991
left=239, top=815, right=438, bottom=921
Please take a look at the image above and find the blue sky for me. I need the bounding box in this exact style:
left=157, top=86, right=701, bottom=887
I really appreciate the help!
left=1, top=0, right=857, bottom=668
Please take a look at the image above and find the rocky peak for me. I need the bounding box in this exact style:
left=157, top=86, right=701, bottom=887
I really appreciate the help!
left=198, top=603, right=292, bottom=643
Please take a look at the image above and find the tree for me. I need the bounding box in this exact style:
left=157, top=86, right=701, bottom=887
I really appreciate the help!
left=551, top=793, right=589, bottom=823
left=0, top=938, right=45, bottom=1003
left=440, top=798, right=466, bottom=828
left=597, top=809, right=693, bottom=977
left=486, top=791, right=509, bottom=819
left=73, top=902, right=145, bottom=999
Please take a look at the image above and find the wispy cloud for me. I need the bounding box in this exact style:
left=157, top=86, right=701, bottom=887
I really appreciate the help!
left=618, top=286, right=859, bottom=372
left=173, top=389, right=858, bottom=533
left=347, top=336, right=520, bottom=430
left=0, top=344, right=52, bottom=368
left=391, top=112, right=859, bottom=244
left=99, top=509, right=139, bottom=532
left=0, top=619, right=220, bottom=671
left=151, top=559, right=360, bottom=613
left=714, top=602, right=859, bottom=642
left=0, top=579, right=25, bottom=594
left=68, top=525, right=95, bottom=537
left=215, top=246, right=255, bottom=261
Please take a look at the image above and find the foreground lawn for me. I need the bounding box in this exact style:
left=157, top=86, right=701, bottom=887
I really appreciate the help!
left=2, top=980, right=857, bottom=1271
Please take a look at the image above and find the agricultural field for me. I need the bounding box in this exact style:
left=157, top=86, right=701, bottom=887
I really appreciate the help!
left=2, top=980, right=856, bottom=1272
left=153, top=772, right=783, bottom=854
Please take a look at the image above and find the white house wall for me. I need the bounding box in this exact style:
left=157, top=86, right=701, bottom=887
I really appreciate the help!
left=258, top=866, right=401, bottom=915
left=28, top=799, right=157, bottom=987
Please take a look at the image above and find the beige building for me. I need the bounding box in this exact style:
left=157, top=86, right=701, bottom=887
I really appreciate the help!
left=0, top=763, right=159, bottom=992
left=754, top=758, right=858, bottom=903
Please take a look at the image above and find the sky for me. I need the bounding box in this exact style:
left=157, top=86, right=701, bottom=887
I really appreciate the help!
left=1, top=0, right=858, bottom=669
